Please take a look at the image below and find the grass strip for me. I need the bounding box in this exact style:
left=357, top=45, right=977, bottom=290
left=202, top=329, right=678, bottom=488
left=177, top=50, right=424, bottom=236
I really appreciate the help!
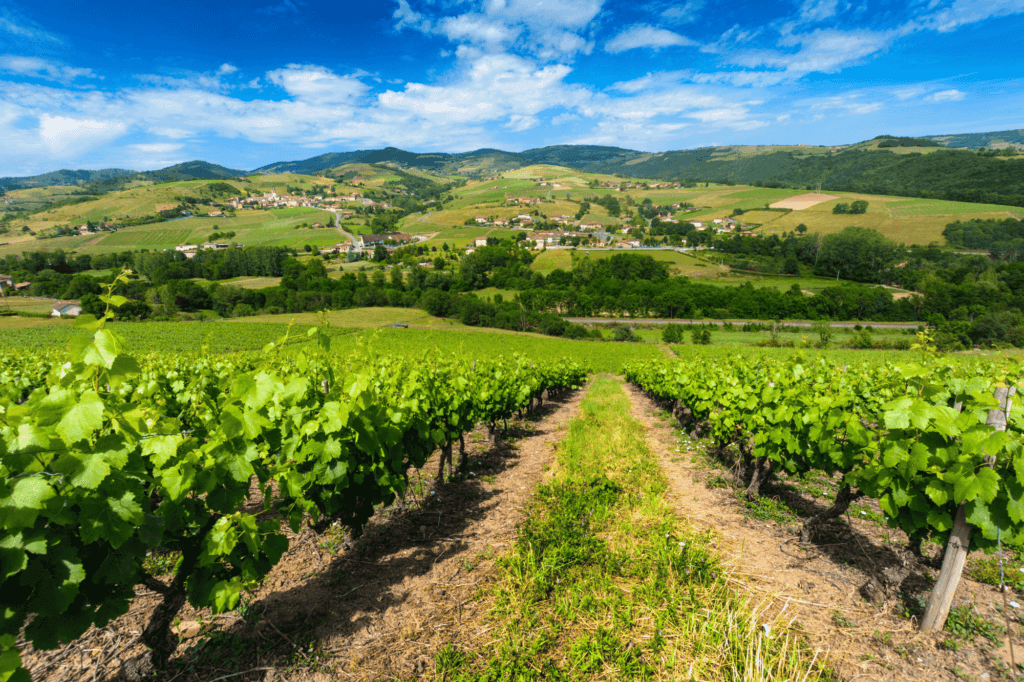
left=436, top=377, right=832, bottom=681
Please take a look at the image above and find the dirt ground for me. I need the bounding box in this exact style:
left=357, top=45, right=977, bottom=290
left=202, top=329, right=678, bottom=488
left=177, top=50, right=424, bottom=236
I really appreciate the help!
left=770, top=193, right=838, bottom=210
left=623, top=381, right=1023, bottom=682
left=18, top=387, right=586, bottom=682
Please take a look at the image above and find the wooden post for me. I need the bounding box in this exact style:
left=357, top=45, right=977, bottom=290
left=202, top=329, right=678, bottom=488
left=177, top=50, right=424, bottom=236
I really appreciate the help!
left=921, top=386, right=1015, bottom=632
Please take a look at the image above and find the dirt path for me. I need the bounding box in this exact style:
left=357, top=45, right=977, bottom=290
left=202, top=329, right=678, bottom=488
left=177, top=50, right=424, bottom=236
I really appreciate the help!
left=621, top=379, right=1019, bottom=682
left=21, top=388, right=586, bottom=682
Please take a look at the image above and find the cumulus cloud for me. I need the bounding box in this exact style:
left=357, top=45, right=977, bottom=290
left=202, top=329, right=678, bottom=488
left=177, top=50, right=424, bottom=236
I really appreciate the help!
left=392, top=0, right=603, bottom=60
left=605, top=24, right=697, bottom=53
left=38, top=114, right=127, bottom=155
left=217, top=63, right=238, bottom=75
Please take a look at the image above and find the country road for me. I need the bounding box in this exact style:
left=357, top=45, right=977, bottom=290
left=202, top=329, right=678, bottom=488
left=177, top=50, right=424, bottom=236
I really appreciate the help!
left=326, top=208, right=359, bottom=247
left=564, top=318, right=921, bottom=330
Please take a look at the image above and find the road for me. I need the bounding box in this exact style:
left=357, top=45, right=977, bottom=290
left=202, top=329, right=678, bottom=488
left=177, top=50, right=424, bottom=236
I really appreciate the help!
left=325, top=208, right=360, bottom=248
left=565, top=318, right=920, bottom=330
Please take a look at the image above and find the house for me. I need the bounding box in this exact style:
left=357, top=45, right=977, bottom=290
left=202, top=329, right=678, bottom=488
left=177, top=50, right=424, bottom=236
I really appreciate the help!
left=14, top=282, right=30, bottom=291
left=474, top=238, right=489, bottom=247
left=474, top=216, right=489, bottom=224
left=311, top=222, right=323, bottom=228
left=50, top=300, right=82, bottom=318
left=0, top=275, right=12, bottom=290
left=578, top=222, right=602, bottom=231
left=201, top=242, right=229, bottom=250
left=182, top=250, right=198, bottom=259
left=493, top=218, right=509, bottom=226
left=175, top=244, right=198, bottom=252
left=207, top=211, right=224, bottom=217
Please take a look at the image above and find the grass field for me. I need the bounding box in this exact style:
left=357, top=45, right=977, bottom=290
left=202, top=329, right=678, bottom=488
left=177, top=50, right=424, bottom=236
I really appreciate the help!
left=0, top=297, right=61, bottom=314
left=0, top=314, right=71, bottom=330
left=0, top=207, right=340, bottom=256
left=530, top=248, right=730, bottom=277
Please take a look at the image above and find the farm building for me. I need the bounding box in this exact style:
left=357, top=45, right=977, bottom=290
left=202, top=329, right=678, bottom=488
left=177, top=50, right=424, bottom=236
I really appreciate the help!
left=51, top=301, right=82, bottom=318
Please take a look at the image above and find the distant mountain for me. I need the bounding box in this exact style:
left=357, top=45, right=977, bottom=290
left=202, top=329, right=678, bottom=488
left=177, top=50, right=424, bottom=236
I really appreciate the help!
left=144, top=160, right=244, bottom=182
left=519, top=144, right=647, bottom=170
left=0, top=168, right=137, bottom=190
left=923, top=129, right=1024, bottom=149
left=0, top=161, right=242, bottom=192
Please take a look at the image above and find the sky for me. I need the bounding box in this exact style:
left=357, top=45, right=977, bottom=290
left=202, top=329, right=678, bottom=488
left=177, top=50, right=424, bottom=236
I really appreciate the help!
left=0, top=0, right=1022, bottom=176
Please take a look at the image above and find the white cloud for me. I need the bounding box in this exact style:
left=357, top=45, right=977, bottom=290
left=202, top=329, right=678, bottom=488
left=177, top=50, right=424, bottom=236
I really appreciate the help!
left=922, top=0, right=1024, bottom=32
left=217, top=63, right=238, bottom=75
left=392, top=0, right=603, bottom=59
left=798, top=0, right=840, bottom=22
left=266, top=64, right=369, bottom=105
left=38, top=114, right=127, bottom=155
left=128, top=143, right=183, bottom=154
left=928, top=88, right=965, bottom=102
left=0, top=55, right=94, bottom=83
left=655, top=0, right=705, bottom=25
left=802, top=94, right=884, bottom=115
left=0, top=2, right=61, bottom=44
left=605, top=24, right=697, bottom=53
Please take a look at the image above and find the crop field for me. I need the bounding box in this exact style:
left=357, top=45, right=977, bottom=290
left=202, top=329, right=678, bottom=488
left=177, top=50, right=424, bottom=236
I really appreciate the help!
left=4, top=314, right=1020, bottom=682
left=885, top=197, right=1024, bottom=218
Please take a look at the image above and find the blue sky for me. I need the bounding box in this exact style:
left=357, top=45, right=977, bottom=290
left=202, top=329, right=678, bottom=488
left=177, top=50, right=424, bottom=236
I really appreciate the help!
left=0, top=0, right=1022, bottom=175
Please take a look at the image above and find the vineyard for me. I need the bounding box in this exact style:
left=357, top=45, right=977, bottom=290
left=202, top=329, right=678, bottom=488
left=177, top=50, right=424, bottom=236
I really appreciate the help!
left=4, top=293, right=1024, bottom=680
left=0, top=286, right=587, bottom=681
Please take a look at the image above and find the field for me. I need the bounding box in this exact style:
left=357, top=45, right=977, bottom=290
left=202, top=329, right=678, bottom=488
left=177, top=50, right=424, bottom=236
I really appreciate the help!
left=6, top=169, right=1023, bottom=263
left=3, top=316, right=1019, bottom=682
left=530, top=248, right=730, bottom=277
left=0, top=206, right=340, bottom=256
left=0, top=296, right=61, bottom=315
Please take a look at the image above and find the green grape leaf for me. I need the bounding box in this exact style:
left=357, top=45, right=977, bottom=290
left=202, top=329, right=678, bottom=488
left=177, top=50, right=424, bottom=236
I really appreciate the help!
left=53, top=451, right=110, bottom=490
left=966, top=499, right=998, bottom=540
left=925, top=479, right=952, bottom=506
left=883, top=397, right=914, bottom=429
left=0, top=477, right=57, bottom=530
left=927, top=508, right=954, bottom=532
left=954, top=467, right=1000, bottom=505
left=56, top=391, right=104, bottom=445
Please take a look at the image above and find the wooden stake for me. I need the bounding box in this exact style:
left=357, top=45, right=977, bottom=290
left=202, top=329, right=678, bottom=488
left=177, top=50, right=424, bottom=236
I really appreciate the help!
left=921, top=386, right=1015, bottom=633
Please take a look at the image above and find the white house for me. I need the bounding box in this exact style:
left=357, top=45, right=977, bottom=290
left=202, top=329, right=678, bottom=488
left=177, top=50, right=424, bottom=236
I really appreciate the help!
left=474, top=238, right=489, bottom=247
left=51, top=301, right=82, bottom=318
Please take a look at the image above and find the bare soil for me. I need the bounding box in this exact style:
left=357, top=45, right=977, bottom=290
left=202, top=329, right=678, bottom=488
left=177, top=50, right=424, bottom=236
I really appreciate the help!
left=770, top=193, right=838, bottom=210
left=18, top=387, right=585, bottom=682
left=623, top=381, right=1023, bottom=682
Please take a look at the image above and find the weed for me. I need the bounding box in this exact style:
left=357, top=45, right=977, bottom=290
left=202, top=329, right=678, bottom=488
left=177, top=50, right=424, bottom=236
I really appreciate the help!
left=941, top=637, right=963, bottom=652
left=704, top=473, right=731, bottom=489
left=969, top=553, right=1024, bottom=591
left=831, top=610, right=858, bottom=628
left=143, top=549, right=181, bottom=576
left=898, top=592, right=927, bottom=620
left=946, top=605, right=1006, bottom=644
left=872, top=630, right=893, bottom=647
left=435, top=643, right=467, bottom=673
left=739, top=493, right=798, bottom=524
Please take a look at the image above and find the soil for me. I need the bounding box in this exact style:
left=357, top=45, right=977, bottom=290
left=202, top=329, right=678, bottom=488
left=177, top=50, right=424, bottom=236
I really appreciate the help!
left=17, top=387, right=586, bottom=682
left=770, top=193, right=839, bottom=210
left=622, top=380, right=1023, bottom=682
